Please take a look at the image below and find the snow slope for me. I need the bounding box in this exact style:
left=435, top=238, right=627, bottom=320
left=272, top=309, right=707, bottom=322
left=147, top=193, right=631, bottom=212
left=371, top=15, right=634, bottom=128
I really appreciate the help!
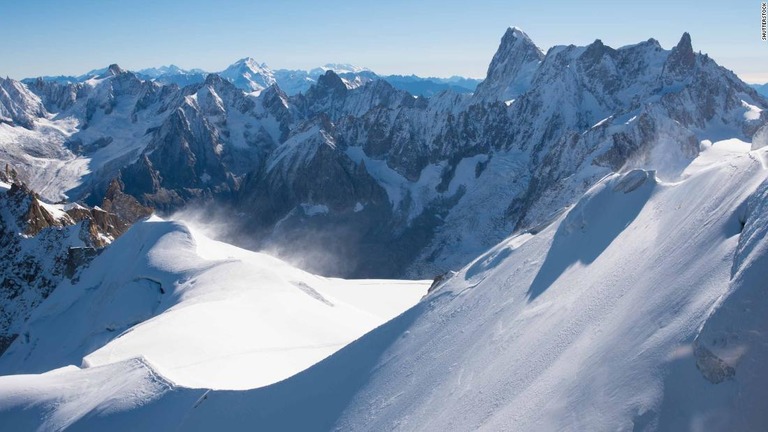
left=0, top=217, right=428, bottom=392
left=0, top=140, right=765, bottom=431
left=321, top=141, right=768, bottom=431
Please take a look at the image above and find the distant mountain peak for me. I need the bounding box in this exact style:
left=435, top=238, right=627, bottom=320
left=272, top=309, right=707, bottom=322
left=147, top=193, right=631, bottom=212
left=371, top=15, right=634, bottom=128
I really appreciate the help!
left=220, top=58, right=276, bottom=92
left=581, top=38, right=617, bottom=62
left=105, top=64, right=124, bottom=77
left=204, top=73, right=224, bottom=86
left=232, top=57, right=269, bottom=71
left=308, top=64, right=372, bottom=79
left=157, top=64, right=183, bottom=74
left=323, top=63, right=370, bottom=73
left=316, top=70, right=347, bottom=93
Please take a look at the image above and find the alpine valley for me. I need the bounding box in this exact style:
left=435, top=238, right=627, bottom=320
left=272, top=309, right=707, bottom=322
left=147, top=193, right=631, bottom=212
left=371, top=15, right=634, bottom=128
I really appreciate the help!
left=0, top=27, right=767, bottom=431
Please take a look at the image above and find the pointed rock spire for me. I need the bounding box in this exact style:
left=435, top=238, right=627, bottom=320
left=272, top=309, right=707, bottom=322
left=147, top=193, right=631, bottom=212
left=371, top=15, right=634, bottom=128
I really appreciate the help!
left=474, top=27, right=544, bottom=102
left=661, top=32, right=696, bottom=84
left=106, top=64, right=124, bottom=77
left=316, top=70, right=347, bottom=94
left=204, top=73, right=223, bottom=86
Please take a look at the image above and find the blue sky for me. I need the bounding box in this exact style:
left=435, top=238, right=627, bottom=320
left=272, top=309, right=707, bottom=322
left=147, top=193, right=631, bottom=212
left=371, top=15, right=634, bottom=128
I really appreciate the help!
left=2, top=0, right=766, bottom=82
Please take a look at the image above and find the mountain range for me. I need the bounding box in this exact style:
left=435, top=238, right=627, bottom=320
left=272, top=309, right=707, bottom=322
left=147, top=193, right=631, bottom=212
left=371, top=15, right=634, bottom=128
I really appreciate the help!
left=21, top=61, right=480, bottom=98
left=3, top=27, right=763, bottom=279
left=0, top=26, right=767, bottom=430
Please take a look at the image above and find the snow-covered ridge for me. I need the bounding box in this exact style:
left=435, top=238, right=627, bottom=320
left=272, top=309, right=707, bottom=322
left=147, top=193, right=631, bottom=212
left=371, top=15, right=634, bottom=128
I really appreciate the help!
left=0, top=216, right=428, bottom=391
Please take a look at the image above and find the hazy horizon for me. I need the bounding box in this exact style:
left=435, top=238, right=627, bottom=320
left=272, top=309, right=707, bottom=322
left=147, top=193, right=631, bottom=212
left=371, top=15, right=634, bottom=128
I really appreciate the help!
left=3, top=0, right=767, bottom=83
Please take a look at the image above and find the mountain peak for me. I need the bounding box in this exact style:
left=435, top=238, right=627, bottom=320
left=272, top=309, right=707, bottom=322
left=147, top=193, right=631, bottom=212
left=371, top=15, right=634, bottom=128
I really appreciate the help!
left=220, top=58, right=276, bottom=92
left=661, top=32, right=696, bottom=83
left=232, top=57, right=268, bottom=71
left=204, top=73, right=224, bottom=86
left=105, top=64, right=124, bottom=77
left=504, top=26, right=532, bottom=43
left=581, top=38, right=616, bottom=62
left=316, top=70, right=347, bottom=92
left=161, top=64, right=183, bottom=74
left=676, top=32, right=693, bottom=52
left=644, top=38, right=662, bottom=50
left=473, top=26, right=544, bottom=101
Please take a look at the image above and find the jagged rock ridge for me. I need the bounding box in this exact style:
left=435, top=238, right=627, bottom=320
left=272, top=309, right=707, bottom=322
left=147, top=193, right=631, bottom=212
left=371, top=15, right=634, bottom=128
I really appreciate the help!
left=0, top=166, right=151, bottom=354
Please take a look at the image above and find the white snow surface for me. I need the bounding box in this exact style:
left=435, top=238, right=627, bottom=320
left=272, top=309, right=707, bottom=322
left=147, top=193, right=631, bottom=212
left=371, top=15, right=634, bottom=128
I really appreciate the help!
left=319, top=141, right=768, bottom=432
left=0, top=141, right=766, bottom=431
left=0, top=217, right=428, bottom=393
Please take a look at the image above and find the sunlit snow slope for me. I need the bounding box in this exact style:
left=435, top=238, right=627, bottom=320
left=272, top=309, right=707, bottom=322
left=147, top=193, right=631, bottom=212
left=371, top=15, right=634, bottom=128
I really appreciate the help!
left=0, top=140, right=766, bottom=431
left=0, top=217, right=428, bottom=391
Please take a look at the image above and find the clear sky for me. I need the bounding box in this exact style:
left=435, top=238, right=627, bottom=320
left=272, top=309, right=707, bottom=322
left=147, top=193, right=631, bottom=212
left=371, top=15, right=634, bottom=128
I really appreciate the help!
left=2, top=0, right=766, bottom=82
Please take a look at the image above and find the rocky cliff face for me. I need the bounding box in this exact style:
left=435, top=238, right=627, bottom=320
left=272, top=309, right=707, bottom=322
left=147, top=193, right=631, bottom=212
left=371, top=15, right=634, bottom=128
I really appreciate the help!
left=0, top=78, right=46, bottom=129
left=0, top=168, right=151, bottom=354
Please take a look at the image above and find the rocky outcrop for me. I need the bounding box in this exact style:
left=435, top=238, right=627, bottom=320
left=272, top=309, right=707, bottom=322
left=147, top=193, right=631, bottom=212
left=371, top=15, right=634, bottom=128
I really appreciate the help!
left=100, top=178, right=154, bottom=225
left=660, top=33, right=696, bottom=85
left=0, top=173, right=150, bottom=353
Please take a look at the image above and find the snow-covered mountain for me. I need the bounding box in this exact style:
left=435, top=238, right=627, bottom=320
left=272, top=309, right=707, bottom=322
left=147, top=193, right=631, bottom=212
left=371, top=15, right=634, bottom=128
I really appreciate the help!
left=0, top=25, right=767, bottom=431
left=25, top=62, right=478, bottom=97
left=0, top=77, right=46, bottom=128
left=237, top=30, right=766, bottom=278
left=135, top=65, right=208, bottom=87
left=310, top=63, right=371, bottom=76
left=4, top=28, right=766, bottom=280
left=218, top=57, right=277, bottom=93
left=137, top=65, right=207, bottom=79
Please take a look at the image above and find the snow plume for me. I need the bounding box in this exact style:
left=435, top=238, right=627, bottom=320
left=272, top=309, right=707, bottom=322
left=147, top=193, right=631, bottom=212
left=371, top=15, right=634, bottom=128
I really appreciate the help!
left=613, top=110, right=700, bottom=182
left=259, top=218, right=368, bottom=278
left=169, top=203, right=362, bottom=278
left=643, top=132, right=698, bottom=180
left=168, top=204, right=240, bottom=246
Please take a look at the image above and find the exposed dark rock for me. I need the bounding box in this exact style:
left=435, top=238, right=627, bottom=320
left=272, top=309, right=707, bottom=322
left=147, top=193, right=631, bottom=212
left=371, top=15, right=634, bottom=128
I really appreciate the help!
left=0, top=172, right=146, bottom=348
left=694, top=342, right=735, bottom=384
